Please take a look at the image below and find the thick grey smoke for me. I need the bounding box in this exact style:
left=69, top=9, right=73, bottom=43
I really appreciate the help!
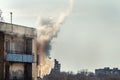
left=37, top=0, right=74, bottom=55
left=37, top=0, right=74, bottom=78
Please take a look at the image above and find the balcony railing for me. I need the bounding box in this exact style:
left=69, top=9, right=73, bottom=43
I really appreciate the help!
left=6, top=53, right=34, bottom=63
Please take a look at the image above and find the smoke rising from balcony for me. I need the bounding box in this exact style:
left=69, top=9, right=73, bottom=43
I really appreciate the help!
left=36, top=0, right=74, bottom=78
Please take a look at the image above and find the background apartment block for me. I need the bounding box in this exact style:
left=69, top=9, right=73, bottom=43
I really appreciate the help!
left=95, top=67, right=120, bottom=77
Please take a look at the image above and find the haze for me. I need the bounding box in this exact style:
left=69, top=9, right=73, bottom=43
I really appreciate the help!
left=0, top=0, right=120, bottom=73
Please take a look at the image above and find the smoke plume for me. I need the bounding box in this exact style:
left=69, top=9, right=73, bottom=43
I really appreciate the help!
left=36, top=0, right=74, bottom=78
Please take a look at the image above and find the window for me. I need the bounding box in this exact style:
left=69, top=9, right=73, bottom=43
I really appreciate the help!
left=6, top=40, right=10, bottom=53
left=26, top=38, right=32, bottom=54
left=10, top=38, right=25, bottom=54
left=14, top=41, right=25, bottom=53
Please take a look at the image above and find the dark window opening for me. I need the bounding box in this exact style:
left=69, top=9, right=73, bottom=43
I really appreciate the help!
left=10, top=40, right=25, bottom=54
left=6, top=40, right=10, bottom=53
left=6, top=38, right=33, bottom=54
left=26, top=38, right=32, bottom=54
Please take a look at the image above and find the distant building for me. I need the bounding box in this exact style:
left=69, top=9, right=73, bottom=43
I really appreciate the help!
left=0, top=22, right=37, bottom=80
left=95, top=67, right=120, bottom=77
left=51, top=59, right=61, bottom=73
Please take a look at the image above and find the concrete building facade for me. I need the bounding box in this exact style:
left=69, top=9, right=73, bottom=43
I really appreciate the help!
left=0, top=22, right=37, bottom=80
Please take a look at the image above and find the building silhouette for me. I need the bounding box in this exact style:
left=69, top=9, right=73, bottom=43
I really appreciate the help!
left=51, top=59, right=61, bottom=73
left=95, top=67, right=120, bottom=77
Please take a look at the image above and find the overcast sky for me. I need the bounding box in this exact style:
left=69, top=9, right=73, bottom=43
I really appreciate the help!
left=1, top=0, right=120, bottom=73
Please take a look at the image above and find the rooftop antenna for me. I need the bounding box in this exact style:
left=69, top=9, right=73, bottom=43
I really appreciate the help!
left=10, top=12, right=12, bottom=24
left=10, top=12, right=13, bottom=33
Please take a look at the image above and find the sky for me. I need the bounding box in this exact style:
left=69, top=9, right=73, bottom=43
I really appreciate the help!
left=1, top=0, right=120, bottom=73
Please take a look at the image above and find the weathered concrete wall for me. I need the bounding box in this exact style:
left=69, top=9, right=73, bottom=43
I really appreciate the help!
left=32, top=39, right=38, bottom=80
left=0, top=22, right=36, bottom=37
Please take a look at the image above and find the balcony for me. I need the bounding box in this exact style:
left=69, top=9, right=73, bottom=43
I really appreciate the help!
left=6, top=53, right=34, bottom=63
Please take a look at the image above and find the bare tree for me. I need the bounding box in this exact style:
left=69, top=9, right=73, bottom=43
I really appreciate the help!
left=0, top=9, right=4, bottom=22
